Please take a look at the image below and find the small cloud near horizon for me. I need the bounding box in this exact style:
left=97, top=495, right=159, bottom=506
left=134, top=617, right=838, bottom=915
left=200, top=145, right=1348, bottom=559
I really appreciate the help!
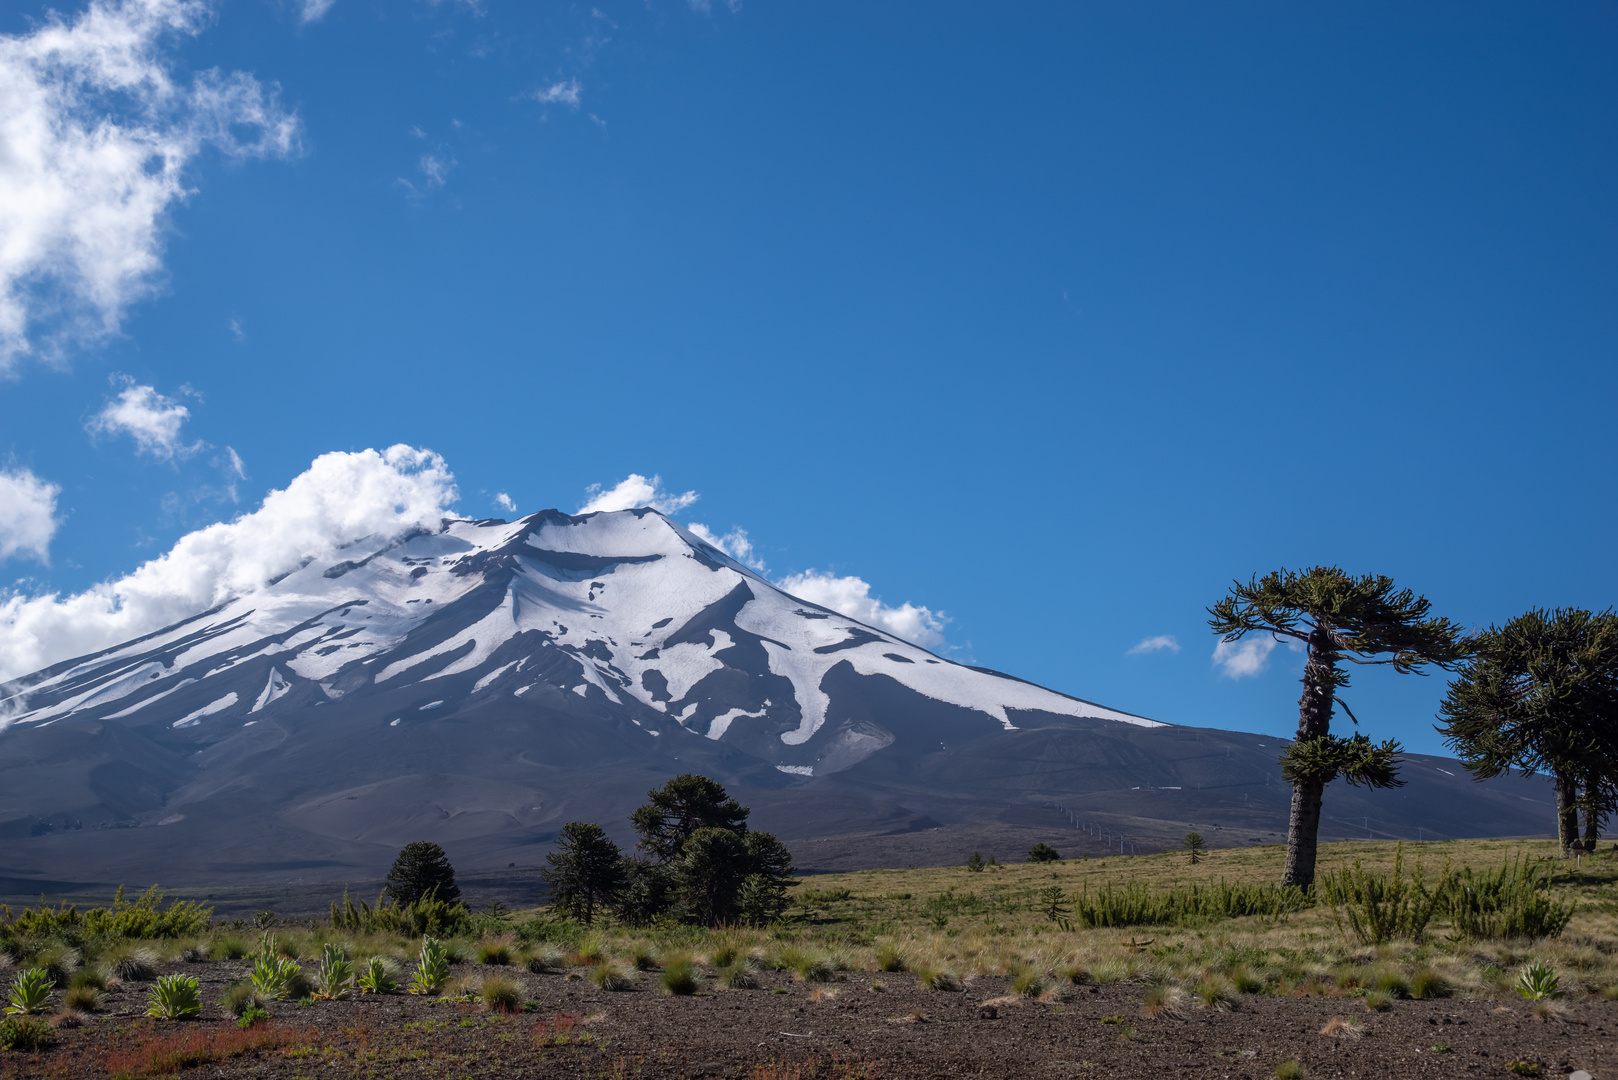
left=1128, top=634, right=1180, bottom=656
left=1212, top=636, right=1277, bottom=679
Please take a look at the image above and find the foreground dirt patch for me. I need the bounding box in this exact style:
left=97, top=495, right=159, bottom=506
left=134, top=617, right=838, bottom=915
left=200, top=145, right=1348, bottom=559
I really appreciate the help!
left=5, top=960, right=1612, bottom=1079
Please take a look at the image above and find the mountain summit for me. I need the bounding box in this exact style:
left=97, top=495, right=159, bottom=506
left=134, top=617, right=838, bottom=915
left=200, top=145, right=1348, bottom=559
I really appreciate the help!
left=0, top=509, right=1549, bottom=897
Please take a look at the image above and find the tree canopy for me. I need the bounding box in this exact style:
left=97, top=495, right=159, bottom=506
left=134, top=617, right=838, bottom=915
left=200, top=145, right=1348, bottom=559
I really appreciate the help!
left=384, top=841, right=460, bottom=906
left=1209, top=566, right=1472, bottom=888
left=542, top=822, right=626, bottom=925
left=630, top=774, right=750, bottom=862
left=1437, top=607, right=1618, bottom=854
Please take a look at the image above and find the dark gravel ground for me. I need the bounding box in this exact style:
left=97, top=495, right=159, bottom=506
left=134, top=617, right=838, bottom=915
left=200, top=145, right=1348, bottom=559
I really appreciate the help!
left=4, top=957, right=1612, bottom=1079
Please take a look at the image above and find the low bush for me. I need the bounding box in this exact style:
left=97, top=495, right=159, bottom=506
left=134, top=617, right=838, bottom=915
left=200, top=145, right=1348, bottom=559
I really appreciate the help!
left=1072, top=880, right=1308, bottom=929
left=1318, top=846, right=1444, bottom=944
left=106, top=944, right=158, bottom=982
left=312, top=943, right=353, bottom=1000
left=146, top=973, right=202, bottom=1019
left=590, top=965, right=635, bottom=992
left=659, top=958, right=702, bottom=995
left=103, top=1022, right=313, bottom=1077
left=356, top=957, right=398, bottom=995
left=0, top=886, right=211, bottom=942
left=0, top=1016, right=54, bottom=1051
left=1446, top=854, right=1575, bottom=941
left=63, top=982, right=101, bottom=1012
left=477, top=939, right=513, bottom=966
left=1408, top=968, right=1452, bottom=999
left=27, top=942, right=80, bottom=985
left=220, top=980, right=270, bottom=1019
left=876, top=944, right=906, bottom=972
left=721, top=961, right=758, bottom=989
left=329, top=888, right=471, bottom=939
left=250, top=946, right=303, bottom=1001
left=409, top=936, right=450, bottom=996
left=480, top=974, right=523, bottom=1013
left=5, top=968, right=53, bottom=1015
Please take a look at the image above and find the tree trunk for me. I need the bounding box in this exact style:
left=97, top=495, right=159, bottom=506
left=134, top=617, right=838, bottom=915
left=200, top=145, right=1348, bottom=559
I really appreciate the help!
left=1554, top=771, right=1579, bottom=857
left=1282, top=624, right=1337, bottom=889
left=1581, top=773, right=1601, bottom=851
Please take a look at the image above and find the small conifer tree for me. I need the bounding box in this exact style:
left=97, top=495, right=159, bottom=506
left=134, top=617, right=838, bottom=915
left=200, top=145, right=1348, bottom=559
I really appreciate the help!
left=384, top=842, right=460, bottom=906
left=1183, top=832, right=1205, bottom=865
left=1026, top=842, right=1061, bottom=863
left=966, top=851, right=985, bottom=872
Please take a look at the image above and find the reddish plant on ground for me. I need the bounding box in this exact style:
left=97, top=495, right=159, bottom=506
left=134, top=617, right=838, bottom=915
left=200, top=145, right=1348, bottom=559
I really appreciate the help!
left=102, top=1022, right=317, bottom=1077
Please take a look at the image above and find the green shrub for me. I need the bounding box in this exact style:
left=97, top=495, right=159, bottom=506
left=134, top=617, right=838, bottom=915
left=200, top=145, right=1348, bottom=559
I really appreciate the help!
left=477, top=940, right=513, bottom=966
left=1372, top=971, right=1410, bottom=999
left=5, top=969, right=53, bottom=1015
left=1194, top=977, right=1237, bottom=1010
left=629, top=946, right=659, bottom=971
left=1072, top=880, right=1308, bottom=929
left=721, top=961, right=758, bottom=989
left=356, top=957, right=399, bottom=994
left=146, top=973, right=202, bottom=1019
left=513, top=915, right=582, bottom=945
left=1273, top=1058, right=1306, bottom=1080
left=1230, top=966, right=1266, bottom=995
left=216, top=936, right=251, bottom=960
left=1318, top=846, right=1443, bottom=944
left=329, top=887, right=471, bottom=938
left=526, top=949, right=563, bottom=974
left=250, top=941, right=304, bottom=1001
left=591, top=965, right=636, bottom=992
left=312, top=943, right=353, bottom=1000
left=1515, top=963, right=1561, bottom=1001
left=480, top=974, right=523, bottom=1012
left=68, top=966, right=107, bottom=992
left=1027, top=842, right=1062, bottom=863
left=236, top=1006, right=270, bottom=1028
left=659, top=959, right=701, bottom=996
left=409, top=936, right=450, bottom=996
left=917, top=966, right=960, bottom=992
left=63, top=983, right=100, bottom=1012
left=0, top=1016, right=55, bottom=1051
left=1408, top=968, right=1452, bottom=999
left=1446, top=854, right=1575, bottom=941
left=220, top=980, right=270, bottom=1018
left=1361, top=989, right=1394, bottom=1012
left=1011, top=967, right=1049, bottom=998
left=27, top=942, right=79, bottom=985
left=106, top=944, right=158, bottom=982
left=876, top=944, right=906, bottom=972
left=0, top=886, right=211, bottom=941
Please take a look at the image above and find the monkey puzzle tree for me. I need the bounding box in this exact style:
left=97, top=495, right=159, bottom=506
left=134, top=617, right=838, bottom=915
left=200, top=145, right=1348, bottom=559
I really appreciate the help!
left=384, top=841, right=461, bottom=906
left=1436, top=607, right=1618, bottom=856
left=1209, top=566, right=1472, bottom=888
left=542, top=822, right=626, bottom=925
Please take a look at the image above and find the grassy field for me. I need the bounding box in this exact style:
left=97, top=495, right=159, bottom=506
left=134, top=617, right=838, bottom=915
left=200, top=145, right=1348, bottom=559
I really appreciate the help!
left=4, top=837, right=1615, bottom=1020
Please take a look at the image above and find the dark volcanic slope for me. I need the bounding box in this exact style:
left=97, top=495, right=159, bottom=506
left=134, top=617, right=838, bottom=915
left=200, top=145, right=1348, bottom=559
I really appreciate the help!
left=0, top=509, right=1551, bottom=898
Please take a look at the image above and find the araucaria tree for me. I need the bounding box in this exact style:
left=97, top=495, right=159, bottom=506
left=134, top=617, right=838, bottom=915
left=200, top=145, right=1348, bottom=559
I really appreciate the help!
left=1437, top=608, right=1618, bottom=856
left=542, top=822, right=626, bottom=925
left=624, top=774, right=796, bottom=926
left=384, top=841, right=461, bottom=906
left=1209, top=567, right=1472, bottom=888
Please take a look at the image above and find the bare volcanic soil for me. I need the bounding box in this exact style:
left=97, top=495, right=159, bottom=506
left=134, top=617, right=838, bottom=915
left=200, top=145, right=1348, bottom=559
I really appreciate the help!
left=6, top=958, right=1614, bottom=1079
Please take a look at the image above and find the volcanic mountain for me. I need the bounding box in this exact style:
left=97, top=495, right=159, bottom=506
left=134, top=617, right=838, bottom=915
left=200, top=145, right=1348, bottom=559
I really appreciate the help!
left=0, top=509, right=1550, bottom=901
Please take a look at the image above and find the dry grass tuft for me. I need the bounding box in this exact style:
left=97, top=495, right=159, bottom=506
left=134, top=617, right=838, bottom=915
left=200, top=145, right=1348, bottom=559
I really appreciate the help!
left=1319, top=1016, right=1363, bottom=1039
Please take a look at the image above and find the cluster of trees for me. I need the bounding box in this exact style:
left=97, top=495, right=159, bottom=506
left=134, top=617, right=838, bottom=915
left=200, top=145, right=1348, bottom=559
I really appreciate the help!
left=1210, top=566, right=1618, bottom=888
left=541, top=775, right=795, bottom=927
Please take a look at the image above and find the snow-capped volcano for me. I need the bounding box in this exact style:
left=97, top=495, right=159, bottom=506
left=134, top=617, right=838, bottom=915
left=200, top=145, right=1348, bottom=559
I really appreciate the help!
left=3, top=508, right=1155, bottom=774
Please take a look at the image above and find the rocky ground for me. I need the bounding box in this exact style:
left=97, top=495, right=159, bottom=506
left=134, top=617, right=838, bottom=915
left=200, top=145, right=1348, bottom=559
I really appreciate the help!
left=3, top=957, right=1611, bottom=1079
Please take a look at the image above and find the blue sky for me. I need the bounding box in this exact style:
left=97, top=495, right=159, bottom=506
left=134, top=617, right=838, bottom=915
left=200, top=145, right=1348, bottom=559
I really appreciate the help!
left=0, top=0, right=1614, bottom=756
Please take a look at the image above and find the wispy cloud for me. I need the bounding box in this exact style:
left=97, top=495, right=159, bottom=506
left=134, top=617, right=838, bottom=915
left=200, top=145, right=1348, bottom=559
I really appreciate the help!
left=529, top=79, right=583, bottom=108
left=578, top=473, right=699, bottom=515
left=296, top=0, right=336, bottom=23
left=87, top=376, right=200, bottom=460
left=777, top=570, right=947, bottom=649
left=1128, top=634, right=1180, bottom=655
left=687, top=523, right=766, bottom=573
left=0, top=467, right=60, bottom=563
left=494, top=492, right=516, bottom=513
left=1211, top=636, right=1277, bottom=679
left=0, top=0, right=301, bottom=372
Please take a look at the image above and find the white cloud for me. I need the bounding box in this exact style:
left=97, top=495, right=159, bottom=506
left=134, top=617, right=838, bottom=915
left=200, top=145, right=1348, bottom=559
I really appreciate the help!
left=0, top=445, right=457, bottom=681
left=1128, top=634, right=1180, bottom=656
left=86, top=376, right=198, bottom=459
left=494, top=492, right=516, bottom=513
left=1212, top=636, right=1277, bottom=679
left=296, top=0, right=336, bottom=23
left=530, top=79, right=582, bottom=108
left=0, top=0, right=301, bottom=371
left=687, top=0, right=741, bottom=12
left=419, top=153, right=453, bottom=189
left=0, top=468, right=61, bottom=563
left=776, top=569, right=947, bottom=649
left=578, top=473, right=698, bottom=515
left=228, top=316, right=245, bottom=342
left=687, top=523, right=765, bottom=573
